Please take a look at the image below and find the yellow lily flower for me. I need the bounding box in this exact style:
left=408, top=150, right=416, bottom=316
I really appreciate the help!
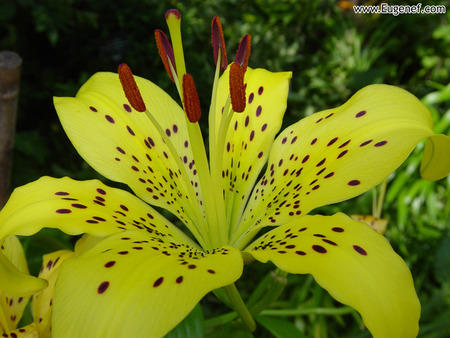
left=0, top=9, right=449, bottom=338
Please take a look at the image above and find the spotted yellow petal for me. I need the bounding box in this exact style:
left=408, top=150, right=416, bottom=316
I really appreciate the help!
left=420, top=134, right=450, bottom=181
left=246, top=213, right=420, bottom=338
left=2, top=324, right=39, bottom=337
left=54, top=72, right=206, bottom=241
left=0, top=236, right=42, bottom=334
left=214, top=67, right=292, bottom=231
left=53, top=231, right=243, bottom=337
left=0, top=176, right=195, bottom=247
left=234, top=84, right=434, bottom=244
left=0, top=176, right=201, bottom=298
left=32, top=250, right=74, bottom=337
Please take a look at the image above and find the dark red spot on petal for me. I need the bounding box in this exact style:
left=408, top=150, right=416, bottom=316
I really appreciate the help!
left=127, top=126, right=135, bottom=136
left=97, top=188, right=106, bottom=195
left=374, top=140, right=387, bottom=147
left=56, top=209, right=71, bottom=214
left=353, top=245, right=367, bottom=255
left=105, top=115, right=115, bottom=123
left=153, top=277, right=164, bottom=287
left=337, top=150, right=348, bottom=159
left=71, top=204, right=87, bottom=209
left=348, top=180, right=361, bottom=186
left=355, top=110, right=366, bottom=118
left=104, top=261, right=116, bottom=268
left=312, top=245, right=327, bottom=253
left=295, top=251, right=306, bottom=255
left=360, top=140, right=372, bottom=147
left=55, top=191, right=69, bottom=196
left=327, top=137, right=338, bottom=146
left=332, top=227, right=344, bottom=232
left=322, top=239, right=337, bottom=246
left=324, top=172, right=334, bottom=179
left=97, top=281, right=109, bottom=294
left=176, top=276, right=184, bottom=284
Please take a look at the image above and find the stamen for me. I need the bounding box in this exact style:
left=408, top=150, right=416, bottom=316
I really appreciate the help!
left=211, top=16, right=228, bottom=71
left=182, top=73, right=201, bottom=123
left=229, top=62, right=246, bottom=113
left=165, top=8, right=187, bottom=86
left=118, top=64, right=146, bottom=112
left=155, top=29, right=177, bottom=82
left=234, top=34, right=251, bottom=73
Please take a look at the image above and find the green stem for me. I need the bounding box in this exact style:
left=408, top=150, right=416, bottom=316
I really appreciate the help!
left=376, top=178, right=388, bottom=219
left=205, top=312, right=238, bottom=328
left=205, top=306, right=354, bottom=329
left=223, top=284, right=256, bottom=332
left=260, top=306, right=354, bottom=317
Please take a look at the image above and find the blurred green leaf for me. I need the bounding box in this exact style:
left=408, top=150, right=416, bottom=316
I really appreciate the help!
left=165, top=304, right=205, bottom=338
left=256, top=315, right=307, bottom=338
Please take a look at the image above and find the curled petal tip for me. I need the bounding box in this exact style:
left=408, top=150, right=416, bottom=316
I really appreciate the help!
left=118, top=64, right=146, bottom=112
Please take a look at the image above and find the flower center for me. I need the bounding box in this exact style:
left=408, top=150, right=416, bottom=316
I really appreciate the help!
left=119, top=9, right=253, bottom=251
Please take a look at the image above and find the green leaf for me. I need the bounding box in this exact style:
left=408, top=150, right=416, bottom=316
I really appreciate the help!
left=207, top=322, right=254, bottom=338
left=434, top=236, right=450, bottom=284
left=256, top=316, right=307, bottom=338
left=165, top=304, right=205, bottom=338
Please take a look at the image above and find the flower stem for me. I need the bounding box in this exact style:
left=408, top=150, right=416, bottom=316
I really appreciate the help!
left=223, top=284, right=256, bottom=332
left=260, top=306, right=354, bottom=316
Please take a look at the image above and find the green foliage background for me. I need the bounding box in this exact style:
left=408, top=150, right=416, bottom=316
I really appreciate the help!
left=1, top=0, right=449, bottom=336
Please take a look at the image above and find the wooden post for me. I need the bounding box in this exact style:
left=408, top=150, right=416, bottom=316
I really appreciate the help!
left=0, top=51, right=22, bottom=209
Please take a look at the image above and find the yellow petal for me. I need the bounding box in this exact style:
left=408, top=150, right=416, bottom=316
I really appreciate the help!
left=0, top=176, right=195, bottom=247
left=246, top=213, right=420, bottom=338
left=32, top=250, right=74, bottom=337
left=3, top=323, right=39, bottom=337
left=235, top=84, right=435, bottom=242
left=0, top=236, right=45, bottom=333
left=54, top=72, right=205, bottom=239
left=420, top=134, right=450, bottom=181
left=52, top=231, right=243, bottom=337
left=214, top=67, right=292, bottom=230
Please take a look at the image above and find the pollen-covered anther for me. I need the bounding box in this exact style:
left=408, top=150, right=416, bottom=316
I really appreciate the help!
left=118, top=64, right=146, bottom=112
left=155, top=29, right=177, bottom=82
left=229, top=62, right=246, bottom=113
left=234, top=34, right=251, bottom=73
left=211, top=16, right=228, bottom=70
left=182, top=73, right=202, bottom=123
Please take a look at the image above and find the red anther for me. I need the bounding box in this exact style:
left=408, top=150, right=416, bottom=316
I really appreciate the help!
left=182, top=74, right=202, bottom=123
left=211, top=16, right=228, bottom=71
left=165, top=9, right=181, bottom=20
left=229, top=62, right=246, bottom=113
left=118, top=64, right=146, bottom=112
left=155, top=29, right=177, bottom=82
left=234, top=34, right=251, bottom=73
